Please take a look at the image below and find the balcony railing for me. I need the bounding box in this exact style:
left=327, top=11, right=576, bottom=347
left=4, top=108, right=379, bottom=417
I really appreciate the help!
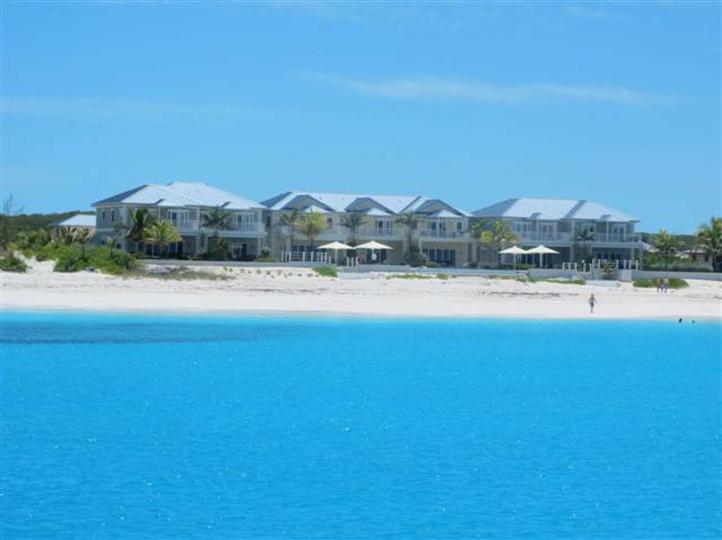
left=516, top=232, right=570, bottom=242
left=593, top=233, right=641, bottom=243
left=515, top=231, right=641, bottom=244
left=419, top=229, right=467, bottom=239
left=169, top=219, right=199, bottom=231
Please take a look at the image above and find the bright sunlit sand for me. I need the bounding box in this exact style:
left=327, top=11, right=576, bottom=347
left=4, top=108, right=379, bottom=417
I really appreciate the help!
left=2, top=260, right=720, bottom=319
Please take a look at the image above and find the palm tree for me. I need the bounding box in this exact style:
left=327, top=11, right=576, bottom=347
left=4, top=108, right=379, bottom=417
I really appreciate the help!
left=57, top=227, right=76, bottom=246
left=477, top=220, right=517, bottom=267
left=202, top=207, right=233, bottom=231
left=341, top=212, right=365, bottom=245
left=279, top=210, right=302, bottom=252
left=202, top=207, right=233, bottom=255
left=72, top=227, right=94, bottom=258
left=575, top=228, right=596, bottom=260
left=296, top=211, right=327, bottom=250
left=696, top=217, right=722, bottom=272
left=144, top=220, right=182, bottom=257
left=396, top=212, right=420, bottom=249
left=653, top=229, right=679, bottom=271
left=127, top=208, right=156, bottom=253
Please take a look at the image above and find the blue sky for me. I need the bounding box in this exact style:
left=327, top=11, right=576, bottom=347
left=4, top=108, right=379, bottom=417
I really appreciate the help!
left=1, top=2, right=719, bottom=232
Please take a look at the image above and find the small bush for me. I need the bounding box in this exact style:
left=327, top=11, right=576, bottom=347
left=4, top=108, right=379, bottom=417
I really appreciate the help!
left=0, top=252, right=28, bottom=272
left=436, top=273, right=450, bottom=280
left=255, top=256, right=278, bottom=263
left=54, top=248, right=87, bottom=272
left=313, top=266, right=338, bottom=278
left=387, top=273, right=432, bottom=280
left=138, top=266, right=230, bottom=281
left=633, top=278, right=689, bottom=289
left=424, top=261, right=440, bottom=268
left=88, top=248, right=139, bottom=275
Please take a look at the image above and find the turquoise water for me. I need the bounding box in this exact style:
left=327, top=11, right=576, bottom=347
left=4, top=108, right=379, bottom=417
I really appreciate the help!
left=1, top=313, right=720, bottom=539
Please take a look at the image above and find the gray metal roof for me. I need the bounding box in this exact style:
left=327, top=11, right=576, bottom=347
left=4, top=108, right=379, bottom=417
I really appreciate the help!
left=472, top=198, right=637, bottom=222
left=93, top=182, right=263, bottom=210
left=52, top=213, right=96, bottom=227
left=261, top=191, right=469, bottom=217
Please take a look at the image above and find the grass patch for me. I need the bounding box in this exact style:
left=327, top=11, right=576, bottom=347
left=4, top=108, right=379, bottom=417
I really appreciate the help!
left=137, top=266, right=232, bottom=281
left=633, top=278, right=689, bottom=289
left=313, top=266, right=338, bottom=278
left=0, top=252, right=28, bottom=272
left=387, top=273, right=433, bottom=280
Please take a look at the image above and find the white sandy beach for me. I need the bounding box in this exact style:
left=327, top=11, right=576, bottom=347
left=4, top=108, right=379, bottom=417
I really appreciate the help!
left=1, top=260, right=720, bottom=320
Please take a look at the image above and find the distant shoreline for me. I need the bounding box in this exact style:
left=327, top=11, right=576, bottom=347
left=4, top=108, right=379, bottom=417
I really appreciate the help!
left=2, top=261, right=720, bottom=321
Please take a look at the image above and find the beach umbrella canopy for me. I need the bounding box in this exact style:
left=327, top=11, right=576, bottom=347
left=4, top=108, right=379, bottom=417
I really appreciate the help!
left=499, top=245, right=528, bottom=255
left=355, top=241, right=393, bottom=250
left=498, top=245, right=527, bottom=270
left=526, top=245, right=559, bottom=254
left=318, top=241, right=353, bottom=250
left=526, top=245, right=559, bottom=268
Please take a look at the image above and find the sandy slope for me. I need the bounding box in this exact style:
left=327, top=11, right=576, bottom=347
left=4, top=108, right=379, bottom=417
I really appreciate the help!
left=1, top=261, right=720, bottom=320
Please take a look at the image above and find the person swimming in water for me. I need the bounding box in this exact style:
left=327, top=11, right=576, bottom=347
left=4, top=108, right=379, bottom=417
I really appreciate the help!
left=588, top=294, right=597, bottom=314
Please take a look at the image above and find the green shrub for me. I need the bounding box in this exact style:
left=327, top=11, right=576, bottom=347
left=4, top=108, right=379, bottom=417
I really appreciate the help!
left=387, top=273, right=432, bottom=280
left=0, top=252, right=28, bottom=272
left=54, top=248, right=87, bottom=272
left=633, top=278, right=689, bottom=289
left=424, top=261, right=440, bottom=268
left=87, top=247, right=139, bottom=275
left=404, top=246, right=427, bottom=267
left=255, top=256, right=278, bottom=263
left=313, top=266, right=338, bottom=278
left=436, top=273, right=451, bottom=280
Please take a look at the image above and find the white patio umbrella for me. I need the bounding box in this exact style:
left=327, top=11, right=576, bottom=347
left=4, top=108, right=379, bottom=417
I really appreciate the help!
left=526, top=245, right=560, bottom=268
left=355, top=240, right=393, bottom=264
left=318, top=241, right=353, bottom=265
left=498, top=245, right=528, bottom=270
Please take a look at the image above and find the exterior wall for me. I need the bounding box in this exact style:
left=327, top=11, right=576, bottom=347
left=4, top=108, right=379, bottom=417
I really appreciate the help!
left=470, top=216, right=643, bottom=267
left=267, top=210, right=471, bottom=266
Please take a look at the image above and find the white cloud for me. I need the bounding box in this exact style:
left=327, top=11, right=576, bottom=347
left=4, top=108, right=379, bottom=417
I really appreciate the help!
left=0, top=97, right=254, bottom=125
left=306, top=73, right=673, bottom=106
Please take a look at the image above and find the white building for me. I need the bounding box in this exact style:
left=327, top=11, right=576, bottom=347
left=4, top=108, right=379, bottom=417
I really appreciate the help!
left=93, top=182, right=266, bottom=258
left=262, top=191, right=472, bottom=265
left=472, top=198, right=643, bottom=266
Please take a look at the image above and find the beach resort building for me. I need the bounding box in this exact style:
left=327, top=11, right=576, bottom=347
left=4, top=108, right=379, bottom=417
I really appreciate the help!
left=93, top=182, right=266, bottom=258
left=262, top=191, right=472, bottom=265
left=51, top=213, right=96, bottom=237
left=472, top=198, right=643, bottom=266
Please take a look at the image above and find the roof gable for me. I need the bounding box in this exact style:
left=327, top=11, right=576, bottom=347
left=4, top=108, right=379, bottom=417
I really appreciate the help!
left=93, top=182, right=262, bottom=210
left=473, top=198, right=637, bottom=222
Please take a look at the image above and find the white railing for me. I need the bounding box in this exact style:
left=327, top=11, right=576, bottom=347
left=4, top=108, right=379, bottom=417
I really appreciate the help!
left=517, top=232, right=571, bottom=242
left=419, top=230, right=467, bottom=239
left=170, top=219, right=199, bottom=231
left=281, top=251, right=330, bottom=263
left=593, top=233, right=641, bottom=243
left=562, top=259, right=640, bottom=272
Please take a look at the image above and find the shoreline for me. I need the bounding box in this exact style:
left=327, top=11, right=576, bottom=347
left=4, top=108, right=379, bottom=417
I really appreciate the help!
left=1, top=261, right=720, bottom=321
left=2, top=304, right=720, bottom=322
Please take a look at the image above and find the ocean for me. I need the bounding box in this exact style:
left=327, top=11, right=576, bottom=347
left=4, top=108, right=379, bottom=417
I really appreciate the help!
left=1, top=312, right=720, bottom=538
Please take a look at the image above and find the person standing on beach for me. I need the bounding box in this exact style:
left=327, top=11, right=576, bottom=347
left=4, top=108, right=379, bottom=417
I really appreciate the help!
left=663, top=277, right=670, bottom=293
left=589, top=294, right=597, bottom=314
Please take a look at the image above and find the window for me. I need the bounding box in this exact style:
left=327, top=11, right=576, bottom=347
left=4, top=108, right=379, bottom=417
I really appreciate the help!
left=101, top=210, right=106, bottom=221
left=110, top=209, right=115, bottom=223
left=326, top=218, right=333, bottom=226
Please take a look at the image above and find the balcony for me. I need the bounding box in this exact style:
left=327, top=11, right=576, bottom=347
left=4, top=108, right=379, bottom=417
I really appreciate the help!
left=593, top=233, right=641, bottom=243
left=419, top=229, right=467, bottom=239
left=169, top=219, right=199, bottom=232
left=516, top=232, right=571, bottom=243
